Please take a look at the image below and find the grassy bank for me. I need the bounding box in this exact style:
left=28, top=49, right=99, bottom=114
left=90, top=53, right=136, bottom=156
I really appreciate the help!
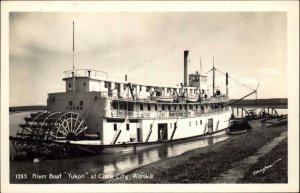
left=239, top=138, right=287, bottom=183
left=108, top=121, right=287, bottom=183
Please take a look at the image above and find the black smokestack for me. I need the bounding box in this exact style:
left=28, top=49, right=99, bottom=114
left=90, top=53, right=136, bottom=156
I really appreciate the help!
left=184, top=50, right=189, bottom=86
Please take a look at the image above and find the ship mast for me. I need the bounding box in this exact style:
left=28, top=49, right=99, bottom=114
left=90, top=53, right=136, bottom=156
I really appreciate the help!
left=200, top=57, right=202, bottom=74
left=72, top=21, right=76, bottom=96
left=212, top=56, right=215, bottom=96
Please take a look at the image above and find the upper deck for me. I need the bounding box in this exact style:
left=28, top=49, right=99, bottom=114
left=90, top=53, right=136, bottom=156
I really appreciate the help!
left=60, top=69, right=219, bottom=103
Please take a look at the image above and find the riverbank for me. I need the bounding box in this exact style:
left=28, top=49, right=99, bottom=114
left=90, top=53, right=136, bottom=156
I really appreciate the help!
left=108, top=120, right=287, bottom=183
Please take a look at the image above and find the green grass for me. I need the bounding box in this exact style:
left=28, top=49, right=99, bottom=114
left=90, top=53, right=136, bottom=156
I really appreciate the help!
left=108, top=121, right=287, bottom=183
left=239, top=138, right=287, bottom=183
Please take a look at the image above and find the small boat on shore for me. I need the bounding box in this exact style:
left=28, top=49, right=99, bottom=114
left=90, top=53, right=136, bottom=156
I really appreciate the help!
left=226, top=119, right=252, bottom=135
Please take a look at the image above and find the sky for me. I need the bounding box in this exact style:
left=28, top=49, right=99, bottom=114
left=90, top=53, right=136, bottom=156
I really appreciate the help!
left=9, top=12, right=287, bottom=106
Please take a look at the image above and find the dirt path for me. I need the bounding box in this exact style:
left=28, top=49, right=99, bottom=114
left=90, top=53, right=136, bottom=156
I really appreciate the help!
left=212, top=131, right=287, bottom=183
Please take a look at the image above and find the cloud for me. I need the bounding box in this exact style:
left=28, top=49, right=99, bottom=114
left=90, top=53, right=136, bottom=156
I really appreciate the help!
left=240, top=78, right=259, bottom=85
left=257, top=68, right=279, bottom=75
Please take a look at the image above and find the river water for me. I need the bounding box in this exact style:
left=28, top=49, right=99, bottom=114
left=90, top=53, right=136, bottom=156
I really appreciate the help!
left=9, top=107, right=287, bottom=184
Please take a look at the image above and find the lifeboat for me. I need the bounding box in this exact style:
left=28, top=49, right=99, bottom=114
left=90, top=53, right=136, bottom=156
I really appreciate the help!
left=186, top=96, right=199, bottom=102
left=156, top=96, right=173, bottom=102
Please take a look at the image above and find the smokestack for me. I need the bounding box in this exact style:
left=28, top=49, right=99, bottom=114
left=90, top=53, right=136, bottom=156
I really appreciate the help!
left=184, top=50, right=189, bottom=86
left=226, top=72, right=229, bottom=97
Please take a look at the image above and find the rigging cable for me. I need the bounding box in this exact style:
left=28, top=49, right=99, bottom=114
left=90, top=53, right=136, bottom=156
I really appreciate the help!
left=125, top=44, right=177, bottom=76
left=214, top=68, right=256, bottom=91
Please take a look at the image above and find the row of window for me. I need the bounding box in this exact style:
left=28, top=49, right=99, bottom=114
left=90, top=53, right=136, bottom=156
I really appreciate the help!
left=112, top=102, right=220, bottom=111
left=189, top=120, right=203, bottom=127
left=113, top=120, right=204, bottom=131
left=113, top=123, right=130, bottom=131
left=103, top=81, right=205, bottom=94
left=191, top=76, right=207, bottom=82
left=68, top=81, right=207, bottom=94
left=68, top=101, right=84, bottom=106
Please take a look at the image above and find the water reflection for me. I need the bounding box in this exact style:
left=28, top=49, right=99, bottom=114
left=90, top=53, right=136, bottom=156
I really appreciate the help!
left=158, top=145, right=168, bottom=159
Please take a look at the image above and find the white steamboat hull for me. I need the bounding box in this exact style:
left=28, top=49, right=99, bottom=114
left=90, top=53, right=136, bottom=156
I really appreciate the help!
left=58, top=108, right=232, bottom=154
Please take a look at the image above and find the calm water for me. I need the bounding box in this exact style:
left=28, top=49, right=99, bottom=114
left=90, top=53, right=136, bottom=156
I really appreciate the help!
left=9, top=107, right=287, bottom=184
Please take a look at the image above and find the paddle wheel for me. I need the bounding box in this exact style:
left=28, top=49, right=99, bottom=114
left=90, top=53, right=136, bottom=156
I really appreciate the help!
left=258, top=107, right=279, bottom=118
left=10, top=112, right=88, bottom=158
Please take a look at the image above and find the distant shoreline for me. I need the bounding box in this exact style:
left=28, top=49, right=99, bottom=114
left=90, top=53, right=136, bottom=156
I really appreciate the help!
left=9, top=106, right=47, bottom=113
left=229, top=98, right=287, bottom=107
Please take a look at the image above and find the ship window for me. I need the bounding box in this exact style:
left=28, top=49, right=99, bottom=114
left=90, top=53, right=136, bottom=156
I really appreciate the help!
left=147, top=104, right=151, bottom=111
left=104, top=81, right=108, bottom=88
left=168, top=105, right=171, bottom=111
left=112, top=101, right=117, bottom=109
left=124, top=84, right=127, bottom=91
left=155, top=104, right=158, bottom=111
left=185, top=104, right=187, bottom=110
left=179, top=105, right=182, bottom=110
left=162, top=104, right=165, bottom=111
left=126, top=124, right=130, bottom=131
left=200, top=120, right=202, bottom=125
left=140, top=104, right=143, bottom=111
left=196, top=104, right=198, bottom=109
left=140, top=86, right=142, bottom=91
left=174, top=105, right=177, bottom=110
left=80, top=101, right=83, bottom=106
left=128, top=103, right=133, bottom=111
left=189, top=104, right=193, bottom=110
left=83, top=82, right=86, bottom=87
left=69, top=101, right=72, bottom=106
left=68, top=83, right=72, bottom=90
left=114, top=124, right=117, bottom=131
left=146, top=86, right=151, bottom=92
left=115, top=83, right=118, bottom=89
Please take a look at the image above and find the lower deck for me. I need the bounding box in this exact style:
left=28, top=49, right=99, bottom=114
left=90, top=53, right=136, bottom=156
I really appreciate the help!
left=101, top=108, right=232, bottom=145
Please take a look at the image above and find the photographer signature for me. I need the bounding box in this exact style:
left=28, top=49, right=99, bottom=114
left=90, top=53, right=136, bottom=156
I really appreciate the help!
left=252, top=158, right=281, bottom=175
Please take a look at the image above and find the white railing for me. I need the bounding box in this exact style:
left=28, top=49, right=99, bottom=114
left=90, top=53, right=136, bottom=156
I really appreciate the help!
left=64, top=69, right=108, bottom=79
left=76, top=90, right=229, bottom=104
left=108, top=107, right=230, bottom=119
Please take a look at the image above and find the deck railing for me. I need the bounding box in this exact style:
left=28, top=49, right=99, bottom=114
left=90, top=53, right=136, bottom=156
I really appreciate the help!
left=64, top=69, right=108, bottom=79
left=109, top=107, right=230, bottom=119
left=109, top=94, right=229, bottom=104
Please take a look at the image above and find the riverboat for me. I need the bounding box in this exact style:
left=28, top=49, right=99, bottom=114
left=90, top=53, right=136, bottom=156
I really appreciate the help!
left=10, top=50, right=233, bottom=157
